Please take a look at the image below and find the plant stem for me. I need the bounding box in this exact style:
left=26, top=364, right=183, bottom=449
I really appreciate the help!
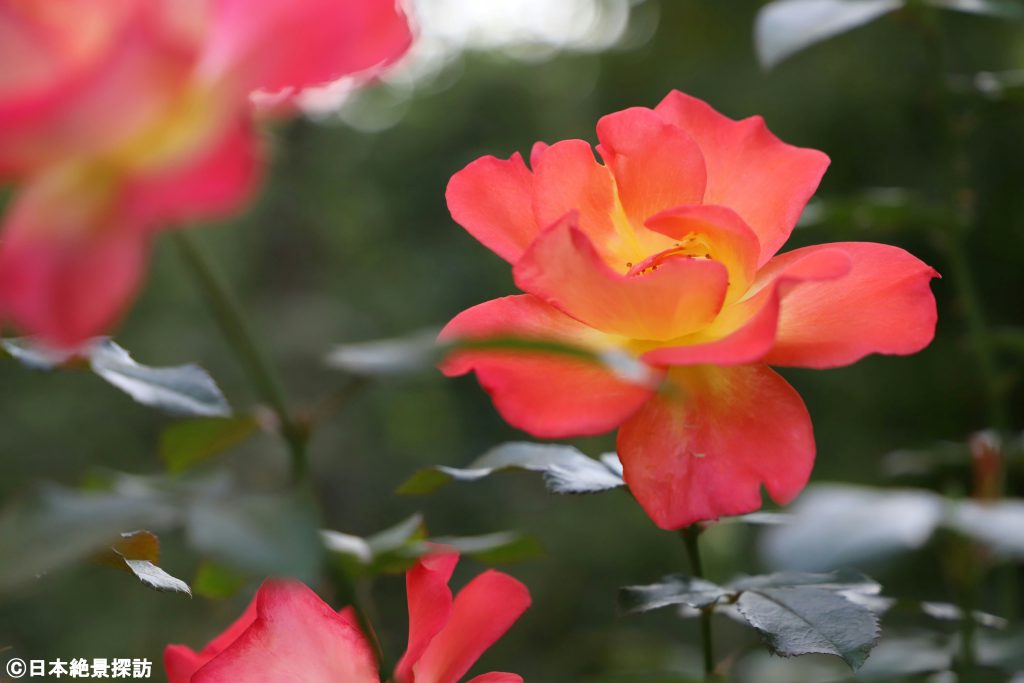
left=908, top=7, right=1011, bottom=670
left=172, top=231, right=310, bottom=483
left=681, top=526, right=714, bottom=679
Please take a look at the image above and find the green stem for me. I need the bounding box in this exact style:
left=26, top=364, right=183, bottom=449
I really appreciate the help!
left=940, top=233, right=1009, bottom=432
left=172, top=231, right=310, bottom=483
left=330, top=567, right=387, bottom=675
left=681, top=526, right=714, bottom=680
left=909, top=6, right=1008, bottom=433
left=907, top=7, right=1009, bottom=669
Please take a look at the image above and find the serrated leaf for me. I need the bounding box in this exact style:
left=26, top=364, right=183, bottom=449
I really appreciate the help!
left=398, top=442, right=624, bottom=496
left=735, top=585, right=880, bottom=670
left=89, top=340, right=230, bottom=417
left=754, top=0, right=903, bottom=69
left=0, top=486, right=177, bottom=594
left=729, top=569, right=881, bottom=595
left=185, top=493, right=322, bottom=581
left=619, top=575, right=732, bottom=613
left=94, top=530, right=190, bottom=596
left=123, top=560, right=191, bottom=595
left=759, top=485, right=945, bottom=571
left=160, top=417, right=259, bottom=473
left=2, top=338, right=230, bottom=416
left=927, top=0, right=1024, bottom=19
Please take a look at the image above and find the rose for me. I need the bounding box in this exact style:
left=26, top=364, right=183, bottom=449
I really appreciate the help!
left=0, top=0, right=412, bottom=347
left=440, top=90, right=938, bottom=530
left=164, top=552, right=530, bottom=683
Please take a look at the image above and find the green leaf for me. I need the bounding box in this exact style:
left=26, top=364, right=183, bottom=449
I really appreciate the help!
left=192, top=562, right=248, bottom=599
left=396, top=468, right=454, bottom=495
left=619, top=575, right=731, bottom=613
left=729, top=569, right=881, bottom=595
left=919, top=601, right=1007, bottom=629
left=1, top=338, right=79, bottom=369
left=323, top=515, right=540, bottom=578
left=428, top=531, right=543, bottom=564
left=948, top=500, right=1024, bottom=558
left=185, top=493, right=323, bottom=581
left=94, top=530, right=191, bottom=596
left=326, top=329, right=442, bottom=376
left=327, top=331, right=658, bottom=386
left=855, top=635, right=951, bottom=679
left=89, top=339, right=231, bottom=417
left=759, top=484, right=945, bottom=571
left=2, top=337, right=231, bottom=417
left=735, top=585, right=880, bottom=670
left=0, top=486, right=177, bottom=594
left=398, top=442, right=624, bottom=496
left=927, top=0, right=1024, bottom=19
left=366, top=513, right=427, bottom=555
left=94, top=529, right=161, bottom=569
left=754, top=0, right=903, bottom=69
left=160, top=417, right=259, bottom=473
left=122, top=560, right=191, bottom=595
left=721, top=512, right=793, bottom=526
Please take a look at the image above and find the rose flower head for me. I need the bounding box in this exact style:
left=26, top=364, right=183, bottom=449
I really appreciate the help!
left=441, top=91, right=939, bottom=530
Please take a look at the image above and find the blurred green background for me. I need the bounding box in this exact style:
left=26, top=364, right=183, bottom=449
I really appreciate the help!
left=2, top=1, right=1023, bottom=681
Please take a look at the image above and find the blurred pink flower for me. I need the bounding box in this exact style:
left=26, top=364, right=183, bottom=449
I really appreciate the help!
left=0, top=0, right=412, bottom=346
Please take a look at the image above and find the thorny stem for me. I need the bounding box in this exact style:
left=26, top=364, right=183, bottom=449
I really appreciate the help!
left=681, top=526, right=715, bottom=680
left=172, top=231, right=310, bottom=484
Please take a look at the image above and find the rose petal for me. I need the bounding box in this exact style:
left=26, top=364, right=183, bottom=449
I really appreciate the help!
left=413, top=571, right=531, bottom=683
left=201, top=0, right=412, bottom=95
left=761, top=242, right=939, bottom=368
left=466, top=675, right=523, bottom=683
left=595, top=106, right=707, bottom=231
left=440, top=295, right=657, bottom=438
left=513, top=216, right=729, bottom=341
left=0, top=2, right=196, bottom=173
left=617, top=365, right=815, bottom=530
left=644, top=204, right=762, bottom=303
left=531, top=139, right=624, bottom=264
left=192, top=580, right=378, bottom=683
left=164, top=593, right=259, bottom=683
left=124, top=116, right=262, bottom=228
left=395, top=552, right=460, bottom=683
left=654, top=90, right=829, bottom=266
left=0, top=175, right=148, bottom=347
left=641, top=246, right=851, bottom=366
left=446, top=153, right=537, bottom=264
